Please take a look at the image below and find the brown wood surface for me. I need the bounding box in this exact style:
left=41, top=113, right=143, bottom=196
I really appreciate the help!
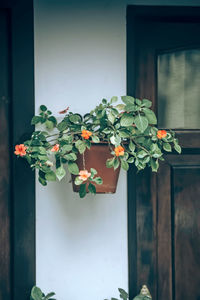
left=0, top=9, right=11, bottom=300
left=157, top=162, right=172, bottom=300
left=174, top=166, right=200, bottom=300
left=127, top=6, right=200, bottom=300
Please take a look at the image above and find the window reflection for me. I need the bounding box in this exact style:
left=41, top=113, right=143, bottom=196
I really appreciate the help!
left=157, top=49, right=200, bottom=129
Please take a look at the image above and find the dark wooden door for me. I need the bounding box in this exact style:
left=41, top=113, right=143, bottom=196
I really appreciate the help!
left=0, top=9, right=11, bottom=300
left=127, top=6, right=200, bottom=300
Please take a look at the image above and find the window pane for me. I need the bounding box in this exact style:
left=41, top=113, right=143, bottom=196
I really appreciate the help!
left=157, top=49, right=200, bottom=129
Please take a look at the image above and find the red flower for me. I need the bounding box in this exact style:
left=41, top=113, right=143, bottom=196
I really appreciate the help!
left=14, top=144, right=27, bottom=157
left=157, top=130, right=167, bottom=139
left=114, top=145, right=125, bottom=157
left=51, top=144, right=60, bottom=152
left=81, top=130, right=92, bottom=140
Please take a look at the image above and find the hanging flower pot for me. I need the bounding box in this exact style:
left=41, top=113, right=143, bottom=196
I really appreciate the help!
left=14, top=96, right=181, bottom=198
left=72, top=143, right=120, bottom=194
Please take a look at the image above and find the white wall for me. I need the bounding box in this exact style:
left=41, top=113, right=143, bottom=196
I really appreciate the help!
left=34, top=0, right=200, bottom=299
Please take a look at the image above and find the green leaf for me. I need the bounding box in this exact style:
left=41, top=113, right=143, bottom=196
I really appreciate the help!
left=135, top=98, right=142, bottom=106
left=92, top=177, right=103, bottom=185
left=88, top=183, right=96, bottom=194
left=150, top=158, right=159, bottom=172
left=102, top=128, right=111, bottom=134
left=31, top=286, right=43, bottom=300
left=45, top=171, right=56, bottom=181
left=163, top=142, right=172, bottom=152
left=150, top=143, right=162, bottom=158
left=44, top=292, right=56, bottom=300
left=125, top=103, right=136, bottom=112
left=134, top=114, right=148, bottom=132
left=118, top=129, right=130, bottom=138
left=48, top=116, right=57, bottom=125
left=114, top=158, right=120, bottom=170
left=121, top=96, right=135, bottom=105
left=57, top=120, right=68, bottom=131
left=64, top=153, right=77, bottom=161
left=39, top=147, right=47, bottom=155
left=90, top=168, right=97, bottom=177
left=31, top=116, right=42, bottom=125
left=127, top=157, right=134, bottom=163
left=56, top=165, right=66, bottom=181
left=143, top=108, right=157, bottom=125
left=111, top=108, right=119, bottom=116
left=38, top=155, right=48, bottom=161
left=68, top=162, right=79, bottom=175
left=120, top=113, right=134, bottom=127
left=115, top=104, right=125, bottom=111
left=118, top=288, right=129, bottom=300
left=106, top=157, right=115, bottom=168
left=74, top=176, right=83, bottom=185
left=129, top=141, right=135, bottom=152
left=75, top=140, right=86, bottom=154
left=137, top=150, right=148, bottom=159
left=79, top=183, right=87, bottom=198
left=25, top=155, right=32, bottom=164
left=174, top=143, right=181, bottom=154
left=121, top=159, right=129, bottom=171
left=39, top=176, right=47, bottom=186
left=92, top=135, right=100, bottom=143
left=62, top=144, right=73, bottom=153
left=110, top=135, right=121, bottom=146
left=45, top=120, right=54, bottom=130
left=40, top=105, right=47, bottom=112
left=142, top=98, right=152, bottom=108
left=110, top=96, right=118, bottom=104
left=69, top=114, right=82, bottom=124
left=108, top=112, right=115, bottom=124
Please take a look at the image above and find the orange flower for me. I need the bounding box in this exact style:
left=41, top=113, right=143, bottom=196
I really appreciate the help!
left=51, top=144, right=60, bottom=152
left=157, top=130, right=167, bottom=139
left=14, top=144, right=27, bottom=157
left=79, top=170, right=91, bottom=181
left=81, top=130, right=92, bottom=140
left=114, top=145, right=125, bottom=157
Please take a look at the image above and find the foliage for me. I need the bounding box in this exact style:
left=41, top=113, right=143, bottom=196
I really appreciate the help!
left=30, top=286, right=56, bottom=300
left=30, top=285, right=151, bottom=300
left=105, top=285, right=152, bottom=300
left=15, top=96, right=181, bottom=198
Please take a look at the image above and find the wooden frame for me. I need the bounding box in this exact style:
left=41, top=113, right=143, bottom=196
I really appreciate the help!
left=127, top=5, right=200, bottom=299
left=0, top=0, right=35, bottom=299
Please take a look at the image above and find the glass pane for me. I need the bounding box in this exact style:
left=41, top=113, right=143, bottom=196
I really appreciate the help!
left=157, top=49, right=200, bottom=129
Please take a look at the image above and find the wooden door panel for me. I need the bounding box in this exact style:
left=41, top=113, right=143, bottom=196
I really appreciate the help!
left=174, top=166, right=200, bottom=300
left=127, top=6, right=200, bottom=300
left=158, top=156, right=200, bottom=300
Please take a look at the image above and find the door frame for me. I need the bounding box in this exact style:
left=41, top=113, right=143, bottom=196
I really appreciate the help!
left=0, top=1, right=35, bottom=299
left=127, top=5, right=200, bottom=299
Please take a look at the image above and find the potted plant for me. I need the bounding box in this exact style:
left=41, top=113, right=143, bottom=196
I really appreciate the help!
left=30, top=284, right=152, bottom=300
left=30, top=286, right=56, bottom=300
left=105, top=285, right=152, bottom=300
left=14, top=96, right=181, bottom=198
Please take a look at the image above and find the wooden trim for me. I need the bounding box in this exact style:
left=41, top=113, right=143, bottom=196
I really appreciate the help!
left=127, top=166, right=137, bottom=298
left=0, top=1, right=35, bottom=299
left=11, top=1, right=35, bottom=299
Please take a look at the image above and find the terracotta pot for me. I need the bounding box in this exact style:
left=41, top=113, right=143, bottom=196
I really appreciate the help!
left=72, top=143, right=120, bottom=194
